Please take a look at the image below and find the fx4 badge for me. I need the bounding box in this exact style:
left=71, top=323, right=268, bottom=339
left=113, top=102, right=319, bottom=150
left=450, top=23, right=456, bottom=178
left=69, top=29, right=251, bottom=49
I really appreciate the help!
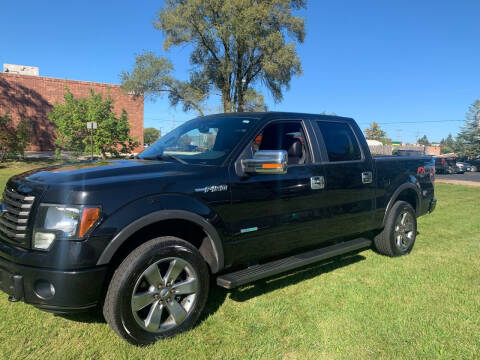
left=195, top=184, right=228, bottom=193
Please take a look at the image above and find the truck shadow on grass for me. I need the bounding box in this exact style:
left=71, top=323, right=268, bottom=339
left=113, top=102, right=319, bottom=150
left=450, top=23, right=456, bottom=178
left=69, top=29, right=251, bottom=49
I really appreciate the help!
left=199, top=253, right=366, bottom=322
left=55, top=308, right=106, bottom=324
left=57, top=254, right=366, bottom=326
left=227, top=254, right=365, bottom=303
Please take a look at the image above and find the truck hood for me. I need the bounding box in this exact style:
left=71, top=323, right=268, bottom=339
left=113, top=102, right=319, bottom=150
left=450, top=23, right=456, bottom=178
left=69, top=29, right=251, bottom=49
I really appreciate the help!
left=10, top=159, right=192, bottom=187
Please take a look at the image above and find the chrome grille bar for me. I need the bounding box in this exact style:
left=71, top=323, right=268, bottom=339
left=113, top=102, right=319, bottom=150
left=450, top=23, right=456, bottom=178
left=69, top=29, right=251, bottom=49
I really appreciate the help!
left=0, top=188, right=35, bottom=243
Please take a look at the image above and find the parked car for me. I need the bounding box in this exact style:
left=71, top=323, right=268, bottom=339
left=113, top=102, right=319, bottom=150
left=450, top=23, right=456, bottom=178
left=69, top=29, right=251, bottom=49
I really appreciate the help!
left=456, top=162, right=473, bottom=172
left=435, top=157, right=463, bottom=174
left=465, top=158, right=480, bottom=172
left=0, top=112, right=436, bottom=345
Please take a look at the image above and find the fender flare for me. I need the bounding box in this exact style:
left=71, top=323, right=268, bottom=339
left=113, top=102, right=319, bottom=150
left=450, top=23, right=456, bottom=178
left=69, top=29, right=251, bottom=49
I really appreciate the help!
left=96, top=210, right=224, bottom=273
left=382, top=183, right=421, bottom=226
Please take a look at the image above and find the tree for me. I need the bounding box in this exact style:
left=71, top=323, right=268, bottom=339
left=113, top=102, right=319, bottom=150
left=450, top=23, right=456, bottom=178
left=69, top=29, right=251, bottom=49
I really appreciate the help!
left=121, top=0, right=306, bottom=114
left=417, top=135, right=430, bottom=146
left=49, top=88, right=139, bottom=158
left=0, top=113, right=30, bottom=162
left=364, top=122, right=391, bottom=144
left=455, top=99, right=480, bottom=158
left=144, top=127, right=161, bottom=145
left=121, top=53, right=208, bottom=116
left=243, top=88, right=268, bottom=112
left=439, top=133, right=455, bottom=154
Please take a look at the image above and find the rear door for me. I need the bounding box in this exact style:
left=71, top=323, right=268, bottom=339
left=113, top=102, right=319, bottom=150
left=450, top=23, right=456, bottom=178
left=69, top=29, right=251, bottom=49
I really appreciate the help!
left=312, top=119, right=376, bottom=239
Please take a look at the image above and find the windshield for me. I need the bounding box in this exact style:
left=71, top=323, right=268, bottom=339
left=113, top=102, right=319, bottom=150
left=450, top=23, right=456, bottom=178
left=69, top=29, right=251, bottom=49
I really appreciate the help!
left=139, top=116, right=258, bottom=165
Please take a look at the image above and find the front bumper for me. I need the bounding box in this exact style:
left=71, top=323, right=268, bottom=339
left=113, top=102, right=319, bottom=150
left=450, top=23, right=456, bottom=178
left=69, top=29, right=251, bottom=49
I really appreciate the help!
left=428, top=197, right=437, bottom=213
left=0, top=255, right=108, bottom=313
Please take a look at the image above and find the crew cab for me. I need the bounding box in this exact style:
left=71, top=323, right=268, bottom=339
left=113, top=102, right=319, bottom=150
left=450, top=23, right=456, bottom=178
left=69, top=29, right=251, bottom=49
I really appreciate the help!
left=0, top=112, right=436, bottom=345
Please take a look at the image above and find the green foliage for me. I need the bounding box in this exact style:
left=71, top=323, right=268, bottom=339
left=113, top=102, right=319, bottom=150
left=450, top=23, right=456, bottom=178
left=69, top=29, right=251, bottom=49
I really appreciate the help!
left=0, top=113, right=30, bottom=162
left=121, top=53, right=208, bottom=116
left=417, top=135, right=430, bottom=146
left=243, top=88, right=268, bottom=112
left=122, top=0, right=306, bottom=113
left=440, top=133, right=455, bottom=154
left=144, top=127, right=161, bottom=145
left=455, top=100, right=480, bottom=159
left=49, top=88, right=139, bottom=158
left=364, top=122, right=391, bottom=144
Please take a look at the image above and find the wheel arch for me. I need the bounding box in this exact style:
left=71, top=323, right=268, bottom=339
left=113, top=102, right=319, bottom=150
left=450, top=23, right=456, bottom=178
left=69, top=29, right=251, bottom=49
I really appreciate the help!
left=382, top=183, right=421, bottom=227
left=97, top=210, right=224, bottom=274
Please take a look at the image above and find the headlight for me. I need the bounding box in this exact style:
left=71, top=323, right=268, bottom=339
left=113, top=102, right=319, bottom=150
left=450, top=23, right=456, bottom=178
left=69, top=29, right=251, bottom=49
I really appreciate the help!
left=33, top=204, right=101, bottom=250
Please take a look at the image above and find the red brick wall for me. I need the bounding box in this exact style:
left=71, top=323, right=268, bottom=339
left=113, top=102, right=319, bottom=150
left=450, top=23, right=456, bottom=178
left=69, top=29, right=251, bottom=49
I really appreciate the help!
left=425, top=146, right=441, bottom=156
left=0, top=72, right=143, bottom=152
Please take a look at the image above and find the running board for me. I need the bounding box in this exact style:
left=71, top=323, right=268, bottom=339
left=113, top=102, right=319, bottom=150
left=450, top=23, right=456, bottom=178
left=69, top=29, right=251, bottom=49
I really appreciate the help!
left=216, top=238, right=372, bottom=289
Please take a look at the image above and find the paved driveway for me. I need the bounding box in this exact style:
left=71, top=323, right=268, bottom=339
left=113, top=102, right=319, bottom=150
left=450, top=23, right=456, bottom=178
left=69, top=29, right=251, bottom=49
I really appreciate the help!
left=436, top=171, right=480, bottom=187
left=437, top=172, right=480, bottom=182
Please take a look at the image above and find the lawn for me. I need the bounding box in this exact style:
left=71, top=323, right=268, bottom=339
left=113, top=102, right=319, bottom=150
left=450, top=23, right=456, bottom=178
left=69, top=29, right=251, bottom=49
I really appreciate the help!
left=0, top=162, right=478, bottom=359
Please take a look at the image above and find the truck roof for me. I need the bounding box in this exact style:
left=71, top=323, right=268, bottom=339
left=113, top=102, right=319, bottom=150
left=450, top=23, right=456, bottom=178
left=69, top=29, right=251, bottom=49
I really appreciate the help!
left=200, top=112, right=355, bottom=123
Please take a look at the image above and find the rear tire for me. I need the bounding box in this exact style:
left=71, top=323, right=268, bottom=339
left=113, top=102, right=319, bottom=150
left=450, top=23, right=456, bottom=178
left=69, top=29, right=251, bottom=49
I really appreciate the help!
left=374, top=201, right=417, bottom=257
left=103, top=236, right=209, bottom=346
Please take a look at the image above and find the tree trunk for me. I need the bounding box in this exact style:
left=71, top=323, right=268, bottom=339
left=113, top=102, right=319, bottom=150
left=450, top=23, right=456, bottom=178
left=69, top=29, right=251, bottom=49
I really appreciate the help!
left=222, top=90, right=232, bottom=113
left=236, top=79, right=249, bottom=112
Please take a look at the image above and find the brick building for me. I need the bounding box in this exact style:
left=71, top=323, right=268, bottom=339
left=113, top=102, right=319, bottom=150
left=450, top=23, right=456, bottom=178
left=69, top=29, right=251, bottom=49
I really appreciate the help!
left=0, top=69, right=143, bottom=152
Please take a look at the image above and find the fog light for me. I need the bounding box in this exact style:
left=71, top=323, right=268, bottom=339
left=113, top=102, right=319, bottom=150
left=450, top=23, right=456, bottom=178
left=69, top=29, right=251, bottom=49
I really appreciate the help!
left=34, top=280, right=56, bottom=300
left=33, top=232, right=55, bottom=250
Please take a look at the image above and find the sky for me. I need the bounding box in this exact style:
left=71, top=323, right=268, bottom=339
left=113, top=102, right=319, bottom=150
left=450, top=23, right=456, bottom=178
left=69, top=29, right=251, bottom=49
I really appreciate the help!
left=2, top=0, right=480, bottom=143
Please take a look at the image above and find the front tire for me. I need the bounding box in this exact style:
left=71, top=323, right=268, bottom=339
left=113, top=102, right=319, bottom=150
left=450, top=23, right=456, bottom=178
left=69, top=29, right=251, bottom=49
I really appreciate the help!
left=374, top=201, right=417, bottom=257
left=103, top=236, right=209, bottom=346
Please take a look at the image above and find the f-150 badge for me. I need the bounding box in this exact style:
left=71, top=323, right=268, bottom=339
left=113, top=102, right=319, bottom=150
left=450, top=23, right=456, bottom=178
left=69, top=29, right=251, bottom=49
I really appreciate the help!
left=195, top=184, right=228, bottom=193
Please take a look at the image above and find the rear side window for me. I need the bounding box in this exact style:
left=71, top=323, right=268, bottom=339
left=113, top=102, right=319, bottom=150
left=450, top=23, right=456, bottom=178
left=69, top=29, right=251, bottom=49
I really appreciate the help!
left=316, top=121, right=361, bottom=162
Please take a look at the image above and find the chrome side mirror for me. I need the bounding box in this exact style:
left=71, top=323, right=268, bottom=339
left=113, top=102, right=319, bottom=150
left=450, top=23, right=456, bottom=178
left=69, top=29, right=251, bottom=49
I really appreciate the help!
left=242, top=150, right=288, bottom=174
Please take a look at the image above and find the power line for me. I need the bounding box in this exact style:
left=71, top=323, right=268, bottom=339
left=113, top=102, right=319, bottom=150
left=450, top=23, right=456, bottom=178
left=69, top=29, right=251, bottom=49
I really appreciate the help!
left=144, top=118, right=173, bottom=122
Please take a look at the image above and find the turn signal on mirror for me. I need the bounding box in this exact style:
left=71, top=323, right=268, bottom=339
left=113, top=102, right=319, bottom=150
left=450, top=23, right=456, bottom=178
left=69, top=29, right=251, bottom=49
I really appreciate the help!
left=262, top=163, right=283, bottom=169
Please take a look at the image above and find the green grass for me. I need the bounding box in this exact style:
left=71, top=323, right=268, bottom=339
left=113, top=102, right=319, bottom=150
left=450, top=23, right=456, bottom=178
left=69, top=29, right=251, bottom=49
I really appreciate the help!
left=0, top=162, right=479, bottom=359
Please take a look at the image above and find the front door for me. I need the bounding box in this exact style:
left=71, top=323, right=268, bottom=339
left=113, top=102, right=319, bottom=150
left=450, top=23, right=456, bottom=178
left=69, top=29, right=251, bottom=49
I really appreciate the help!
left=222, top=120, right=330, bottom=265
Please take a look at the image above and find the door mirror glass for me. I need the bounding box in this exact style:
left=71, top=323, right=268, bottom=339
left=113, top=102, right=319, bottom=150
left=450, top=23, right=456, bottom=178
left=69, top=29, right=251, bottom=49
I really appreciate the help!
left=242, top=150, right=288, bottom=174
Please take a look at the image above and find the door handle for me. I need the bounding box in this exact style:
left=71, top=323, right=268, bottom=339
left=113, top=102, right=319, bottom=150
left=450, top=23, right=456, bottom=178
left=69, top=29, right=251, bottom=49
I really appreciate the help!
left=310, top=176, right=325, bottom=190
left=362, top=171, right=373, bottom=184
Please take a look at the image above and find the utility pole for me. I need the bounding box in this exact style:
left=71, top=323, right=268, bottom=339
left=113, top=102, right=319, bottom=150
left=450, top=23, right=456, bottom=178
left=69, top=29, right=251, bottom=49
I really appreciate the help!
left=91, top=127, right=93, bottom=160
left=86, top=122, right=97, bottom=160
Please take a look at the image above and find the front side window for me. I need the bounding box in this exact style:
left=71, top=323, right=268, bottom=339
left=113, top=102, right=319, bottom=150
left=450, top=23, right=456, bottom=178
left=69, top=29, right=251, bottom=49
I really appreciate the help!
left=252, top=122, right=310, bottom=165
left=316, top=121, right=361, bottom=162
left=139, top=117, right=257, bottom=165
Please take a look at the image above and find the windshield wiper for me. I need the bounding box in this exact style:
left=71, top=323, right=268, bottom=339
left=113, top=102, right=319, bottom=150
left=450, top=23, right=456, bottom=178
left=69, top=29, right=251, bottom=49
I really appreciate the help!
left=143, top=154, right=188, bottom=165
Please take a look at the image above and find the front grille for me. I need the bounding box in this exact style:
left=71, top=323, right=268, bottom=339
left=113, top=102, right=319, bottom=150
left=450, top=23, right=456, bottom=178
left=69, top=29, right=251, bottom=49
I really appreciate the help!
left=0, top=188, right=35, bottom=243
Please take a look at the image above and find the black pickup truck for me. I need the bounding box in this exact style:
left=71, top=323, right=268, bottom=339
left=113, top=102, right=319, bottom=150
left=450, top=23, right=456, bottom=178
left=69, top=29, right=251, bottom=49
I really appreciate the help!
left=0, top=112, right=436, bottom=345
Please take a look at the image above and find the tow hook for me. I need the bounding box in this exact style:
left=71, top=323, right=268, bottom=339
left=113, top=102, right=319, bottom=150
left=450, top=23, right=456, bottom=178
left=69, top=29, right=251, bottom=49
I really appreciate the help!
left=8, top=295, right=20, bottom=302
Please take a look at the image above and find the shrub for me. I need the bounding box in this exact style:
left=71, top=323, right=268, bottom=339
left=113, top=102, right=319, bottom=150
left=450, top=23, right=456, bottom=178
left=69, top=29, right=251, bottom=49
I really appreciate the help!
left=49, top=88, right=139, bottom=158
left=0, top=113, right=30, bottom=162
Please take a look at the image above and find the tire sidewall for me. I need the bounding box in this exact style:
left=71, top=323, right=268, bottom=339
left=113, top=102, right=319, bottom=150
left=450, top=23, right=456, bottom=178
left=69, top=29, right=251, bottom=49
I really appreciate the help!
left=109, top=238, right=209, bottom=345
left=387, top=202, right=417, bottom=256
